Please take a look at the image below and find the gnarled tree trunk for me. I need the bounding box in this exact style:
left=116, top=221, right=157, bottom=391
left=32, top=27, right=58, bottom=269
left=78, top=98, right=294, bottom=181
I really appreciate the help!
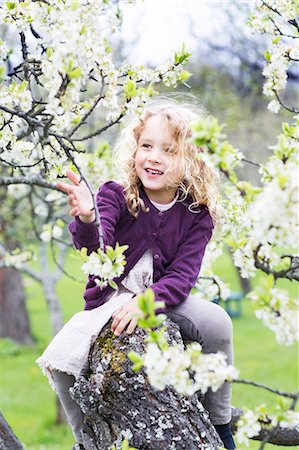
left=0, top=413, right=24, bottom=450
left=71, top=319, right=222, bottom=450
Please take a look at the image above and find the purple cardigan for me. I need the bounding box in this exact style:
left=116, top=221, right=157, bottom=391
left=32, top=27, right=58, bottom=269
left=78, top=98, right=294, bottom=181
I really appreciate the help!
left=69, top=181, right=214, bottom=312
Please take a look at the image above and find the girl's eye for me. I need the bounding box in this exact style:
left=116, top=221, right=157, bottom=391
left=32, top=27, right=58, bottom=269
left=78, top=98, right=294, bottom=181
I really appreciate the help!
left=142, top=143, right=151, bottom=149
left=164, top=147, right=176, bottom=154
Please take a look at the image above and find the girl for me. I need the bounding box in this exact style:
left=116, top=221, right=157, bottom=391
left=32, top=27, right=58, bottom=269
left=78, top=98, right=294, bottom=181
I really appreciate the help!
left=37, top=98, right=236, bottom=450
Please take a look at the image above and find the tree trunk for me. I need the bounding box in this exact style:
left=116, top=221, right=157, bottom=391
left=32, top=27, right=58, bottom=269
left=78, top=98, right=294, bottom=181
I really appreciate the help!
left=0, top=267, right=34, bottom=345
left=70, top=319, right=223, bottom=450
left=39, top=243, right=67, bottom=424
left=238, top=275, right=251, bottom=295
left=0, top=413, right=24, bottom=450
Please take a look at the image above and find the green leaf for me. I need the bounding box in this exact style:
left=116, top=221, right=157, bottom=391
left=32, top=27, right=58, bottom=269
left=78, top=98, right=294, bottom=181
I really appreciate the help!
left=79, top=247, right=88, bottom=260
left=0, top=66, right=5, bottom=82
left=128, top=352, right=144, bottom=371
left=124, top=80, right=137, bottom=100
left=69, top=67, right=82, bottom=79
left=272, top=36, right=281, bottom=45
left=264, top=50, right=271, bottom=61
left=122, top=439, right=129, bottom=450
left=105, top=246, right=115, bottom=260
left=265, top=274, right=275, bottom=290
left=179, top=70, right=192, bottom=82
left=6, top=1, right=17, bottom=10
left=174, top=43, right=191, bottom=65
left=108, top=279, right=118, bottom=290
left=46, top=47, right=53, bottom=58
left=115, top=243, right=129, bottom=255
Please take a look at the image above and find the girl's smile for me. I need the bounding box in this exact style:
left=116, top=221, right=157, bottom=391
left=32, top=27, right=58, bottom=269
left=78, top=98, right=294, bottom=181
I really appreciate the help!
left=135, top=115, right=181, bottom=204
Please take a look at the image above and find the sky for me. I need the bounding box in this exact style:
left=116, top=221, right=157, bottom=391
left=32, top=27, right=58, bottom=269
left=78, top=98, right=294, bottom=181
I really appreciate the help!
left=118, top=0, right=252, bottom=65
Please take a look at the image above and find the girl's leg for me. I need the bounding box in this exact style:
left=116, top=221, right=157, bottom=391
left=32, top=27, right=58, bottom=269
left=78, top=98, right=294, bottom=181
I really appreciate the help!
left=51, top=370, right=84, bottom=445
left=166, top=295, right=234, bottom=425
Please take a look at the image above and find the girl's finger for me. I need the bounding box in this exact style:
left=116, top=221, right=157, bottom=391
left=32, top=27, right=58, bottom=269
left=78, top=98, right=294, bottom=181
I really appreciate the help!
left=126, top=317, right=137, bottom=335
left=67, top=196, right=77, bottom=207
left=66, top=169, right=81, bottom=186
left=112, top=307, right=122, bottom=319
left=111, top=308, right=127, bottom=332
left=56, top=181, right=73, bottom=194
left=114, top=313, right=132, bottom=336
left=69, top=206, right=79, bottom=216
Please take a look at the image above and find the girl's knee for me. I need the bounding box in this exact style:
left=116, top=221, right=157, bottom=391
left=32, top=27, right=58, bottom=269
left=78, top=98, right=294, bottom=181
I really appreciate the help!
left=216, top=305, right=233, bottom=338
left=192, top=297, right=233, bottom=338
left=195, top=301, right=233, bottom=351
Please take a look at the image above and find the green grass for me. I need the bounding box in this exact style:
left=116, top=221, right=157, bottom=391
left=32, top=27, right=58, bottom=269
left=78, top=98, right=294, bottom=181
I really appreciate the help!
left=1, top=250, right=298, bottom=450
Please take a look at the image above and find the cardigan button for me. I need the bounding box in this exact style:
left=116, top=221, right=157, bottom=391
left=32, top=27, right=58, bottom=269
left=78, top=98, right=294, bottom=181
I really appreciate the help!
left=154, top=254, right=160, bottom=260
left=157, top=211, right=163, bottom=217
left=152, top=232, right=157, bottom=238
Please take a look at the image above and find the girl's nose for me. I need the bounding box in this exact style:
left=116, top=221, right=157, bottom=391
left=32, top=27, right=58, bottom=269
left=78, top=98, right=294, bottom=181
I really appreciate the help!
left=148, top=148, right=162, bottom=163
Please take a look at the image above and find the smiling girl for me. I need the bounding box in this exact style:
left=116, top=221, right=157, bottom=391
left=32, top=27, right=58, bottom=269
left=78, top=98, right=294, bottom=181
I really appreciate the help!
left=37, top=98, right=236, bottom=450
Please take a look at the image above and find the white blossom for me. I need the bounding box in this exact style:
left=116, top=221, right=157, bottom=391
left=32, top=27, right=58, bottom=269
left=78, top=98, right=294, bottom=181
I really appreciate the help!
left=40, top=224, right=63, bottom=243
left=3, top=249, right=33, bottom=269
left=236, top=410, right=261, bottom=446
left=143, top=342, right=238, bottom=396
left=267, top=99, right=280, bottom=113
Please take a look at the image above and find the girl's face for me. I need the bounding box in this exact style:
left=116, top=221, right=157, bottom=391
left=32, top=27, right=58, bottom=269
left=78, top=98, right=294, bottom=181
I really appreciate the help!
left=135, top=115, right=182, bottom=204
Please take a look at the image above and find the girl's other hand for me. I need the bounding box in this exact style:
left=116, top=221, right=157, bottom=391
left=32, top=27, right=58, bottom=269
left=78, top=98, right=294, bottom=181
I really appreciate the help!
left=111, top=296, right=142, bottom=336
left=56, top=169, right=95, bottom=223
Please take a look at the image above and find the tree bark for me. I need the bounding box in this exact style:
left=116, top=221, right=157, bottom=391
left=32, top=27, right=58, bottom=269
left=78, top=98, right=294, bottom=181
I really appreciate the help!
left=70, top=319, right=223, bottom=450
left=0, top=267, right=34, bottom=345
left=0, top=413, right=24, bottom=450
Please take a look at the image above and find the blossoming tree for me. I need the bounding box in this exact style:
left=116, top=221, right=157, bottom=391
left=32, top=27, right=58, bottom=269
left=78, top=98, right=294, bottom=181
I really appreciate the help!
left=0, top=0, right=298, bottom=449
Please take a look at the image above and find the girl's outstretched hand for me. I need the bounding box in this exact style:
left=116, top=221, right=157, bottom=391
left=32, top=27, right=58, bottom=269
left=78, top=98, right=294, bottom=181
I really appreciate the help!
left=111, top=296, right=142, bottom=336
left=56, top=169, right=95, bottom=223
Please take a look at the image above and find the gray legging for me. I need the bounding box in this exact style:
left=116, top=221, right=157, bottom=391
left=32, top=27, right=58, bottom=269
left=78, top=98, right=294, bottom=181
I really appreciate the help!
left=52, top=294, right=233, bottom=444
left=167, top=294, right=234, bottom=425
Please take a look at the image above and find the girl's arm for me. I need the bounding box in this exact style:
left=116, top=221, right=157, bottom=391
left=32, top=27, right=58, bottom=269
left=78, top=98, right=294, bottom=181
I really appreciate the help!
left=68, top=181, right=125, bottom=254
left=149, top=208, right=214, bottom=312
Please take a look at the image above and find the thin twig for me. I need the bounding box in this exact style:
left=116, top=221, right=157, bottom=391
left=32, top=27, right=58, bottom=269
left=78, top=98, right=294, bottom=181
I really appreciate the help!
left=234, top=379, right=299, bottom=400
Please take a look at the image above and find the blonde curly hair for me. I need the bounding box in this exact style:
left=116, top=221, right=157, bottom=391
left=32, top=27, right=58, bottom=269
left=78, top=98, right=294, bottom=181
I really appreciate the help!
left=113, top=97, right=220, bottom=224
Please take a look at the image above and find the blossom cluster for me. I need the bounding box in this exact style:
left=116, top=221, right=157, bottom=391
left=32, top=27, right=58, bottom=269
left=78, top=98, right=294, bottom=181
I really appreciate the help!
left=236, top=158, right=298, bottom=276
left=129, top=290, right=238, bottom=397
left=40, top=221, right=64, bottom=243
left=248, top=0, right=299, bottom=113
left=80, top=243, right=128, bottom=290
left=143, top=342, right=239, bottom=396
left=1, top=0, right=191, bottom=183
left=236, top=403, right=299, bottom=447
left=3, top=248, right=34, bottom=269
left=249, top=279, right=299, bottom=346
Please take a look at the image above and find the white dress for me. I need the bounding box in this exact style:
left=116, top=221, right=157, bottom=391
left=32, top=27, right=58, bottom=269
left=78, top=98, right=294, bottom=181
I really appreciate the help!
left=36, top=196, right=177, bottom=389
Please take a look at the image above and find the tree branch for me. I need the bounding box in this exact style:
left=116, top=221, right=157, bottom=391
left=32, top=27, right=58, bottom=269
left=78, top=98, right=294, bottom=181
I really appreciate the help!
left=234, top=378, right=299, bottom=400
left=72, top=111, right=126, bottom=142
left=0, top=175, right=59, bottom=190
left=0, top=104, right=44, bottom=128
left=253, top=244, right=299, bottom=281
left=231, top=407, right=299, bottom=447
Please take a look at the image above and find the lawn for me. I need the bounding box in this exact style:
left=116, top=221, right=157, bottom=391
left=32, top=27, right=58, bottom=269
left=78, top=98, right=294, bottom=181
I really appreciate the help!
left=0, top=250, right=298, bottom=450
